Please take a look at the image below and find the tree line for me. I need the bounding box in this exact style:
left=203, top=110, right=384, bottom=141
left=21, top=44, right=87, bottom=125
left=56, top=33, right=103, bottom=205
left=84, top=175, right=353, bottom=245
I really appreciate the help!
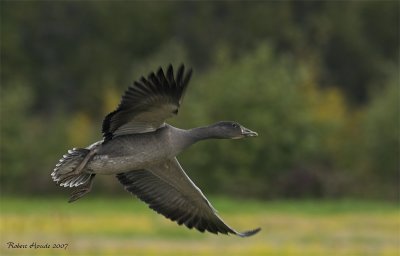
left=1, top=1, right=398, bottom=200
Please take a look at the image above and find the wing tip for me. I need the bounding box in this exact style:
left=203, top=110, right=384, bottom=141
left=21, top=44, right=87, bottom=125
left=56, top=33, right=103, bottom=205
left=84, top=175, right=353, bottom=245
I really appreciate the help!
left=235, top=227, right=261, bottom=238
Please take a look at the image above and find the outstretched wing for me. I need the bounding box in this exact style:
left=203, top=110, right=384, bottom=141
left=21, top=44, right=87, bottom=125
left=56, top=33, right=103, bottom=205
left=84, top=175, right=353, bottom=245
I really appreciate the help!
left=102, top=64, right=192, bottom=141
left=116, top=158, right=261, bottom=237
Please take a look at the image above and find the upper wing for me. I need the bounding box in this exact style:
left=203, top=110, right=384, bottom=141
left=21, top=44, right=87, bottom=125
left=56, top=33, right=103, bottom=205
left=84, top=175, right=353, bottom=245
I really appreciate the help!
left=102, top=64, right=192, bottom=141
left=116, top=158, right=261, bottom=237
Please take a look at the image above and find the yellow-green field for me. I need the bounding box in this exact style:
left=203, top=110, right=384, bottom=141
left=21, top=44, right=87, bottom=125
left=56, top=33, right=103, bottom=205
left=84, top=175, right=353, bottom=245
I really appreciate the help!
left=1, top=197, right=399, bottom=256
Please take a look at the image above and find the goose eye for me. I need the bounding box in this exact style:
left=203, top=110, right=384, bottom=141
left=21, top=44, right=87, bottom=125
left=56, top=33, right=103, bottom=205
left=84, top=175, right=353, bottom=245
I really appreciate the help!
left=232, top=123, right=239, bottom=128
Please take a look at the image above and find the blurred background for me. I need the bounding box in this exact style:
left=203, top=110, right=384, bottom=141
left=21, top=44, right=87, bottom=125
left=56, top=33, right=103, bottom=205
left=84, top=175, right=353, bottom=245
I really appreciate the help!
left=1, top=0, right=398, bottom=200
left=1, top=1, right=399, bottom=255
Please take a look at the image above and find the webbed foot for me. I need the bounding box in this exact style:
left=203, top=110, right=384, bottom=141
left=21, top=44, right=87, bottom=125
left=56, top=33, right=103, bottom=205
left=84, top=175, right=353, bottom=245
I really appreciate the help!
left=68, top=174, right=96, bottom=203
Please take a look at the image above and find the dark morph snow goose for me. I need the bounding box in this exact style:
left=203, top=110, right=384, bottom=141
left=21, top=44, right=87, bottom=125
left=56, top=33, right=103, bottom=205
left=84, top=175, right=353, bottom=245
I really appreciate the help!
left=52, top=64, right=260, bottom=237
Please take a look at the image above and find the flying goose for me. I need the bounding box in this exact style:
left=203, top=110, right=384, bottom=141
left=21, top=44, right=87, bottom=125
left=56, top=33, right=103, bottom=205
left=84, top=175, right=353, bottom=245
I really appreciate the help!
left=52, top=64, right=260, bottom=237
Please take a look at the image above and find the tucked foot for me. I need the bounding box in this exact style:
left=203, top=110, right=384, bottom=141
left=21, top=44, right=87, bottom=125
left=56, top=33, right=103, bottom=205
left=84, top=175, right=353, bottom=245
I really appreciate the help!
left=70, top=148, right=98, bottom=176
left=52, top=147, right=98, bottom=187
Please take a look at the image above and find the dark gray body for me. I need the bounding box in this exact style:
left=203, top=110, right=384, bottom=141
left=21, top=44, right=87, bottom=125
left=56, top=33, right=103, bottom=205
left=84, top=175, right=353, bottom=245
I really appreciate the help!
left=51, top=65, right=260, bottom=237
left=87, top=125, right=190, bottom=174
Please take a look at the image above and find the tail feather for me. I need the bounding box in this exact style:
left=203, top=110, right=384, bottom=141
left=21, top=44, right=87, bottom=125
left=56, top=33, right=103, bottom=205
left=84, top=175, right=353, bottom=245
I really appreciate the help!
left=51, top=148, right=92, bottom=187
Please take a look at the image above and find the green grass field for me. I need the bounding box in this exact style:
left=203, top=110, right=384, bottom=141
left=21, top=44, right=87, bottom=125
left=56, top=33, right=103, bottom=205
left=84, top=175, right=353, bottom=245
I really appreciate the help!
left=1, top=196, right=399, bottom=256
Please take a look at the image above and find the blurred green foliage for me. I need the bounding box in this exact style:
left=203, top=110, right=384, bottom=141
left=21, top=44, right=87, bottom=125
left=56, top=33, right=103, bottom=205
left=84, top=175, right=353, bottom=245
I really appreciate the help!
left=1, top=1, right=398, bottom=199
